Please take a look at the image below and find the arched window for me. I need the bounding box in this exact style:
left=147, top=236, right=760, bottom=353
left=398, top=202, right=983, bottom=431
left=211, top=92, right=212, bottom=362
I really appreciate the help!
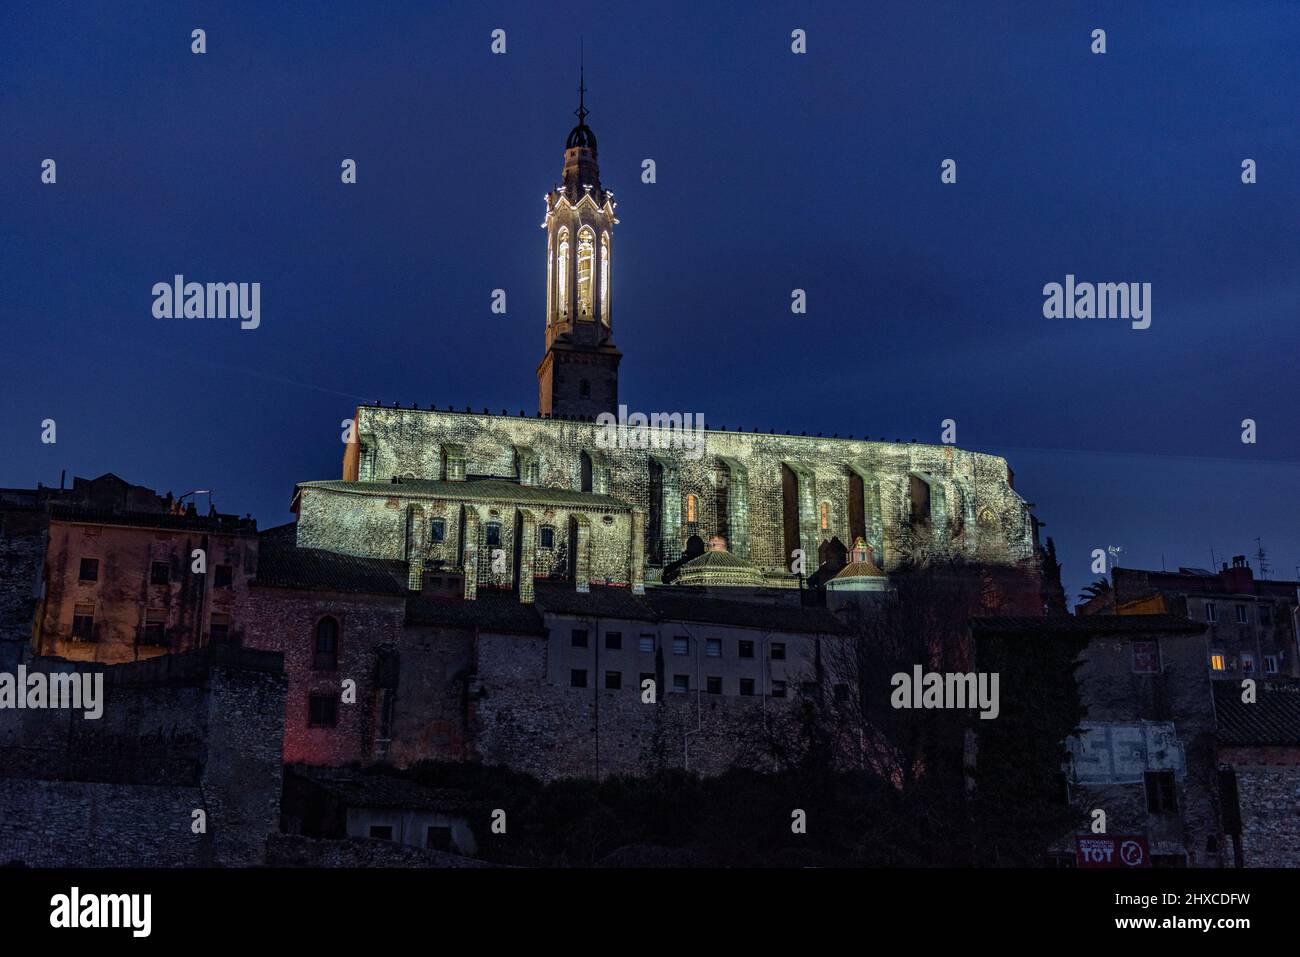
left=556, top=228, right=569, bottom=317
left=819, top=501, right=829, bottom=531
left=686, top=493, right=698, bottom=524
left=599, top=232, right=610, bottom=326
left=314, top=616, right=339, bottom=671
left=577, top=226, right=595, bottom=318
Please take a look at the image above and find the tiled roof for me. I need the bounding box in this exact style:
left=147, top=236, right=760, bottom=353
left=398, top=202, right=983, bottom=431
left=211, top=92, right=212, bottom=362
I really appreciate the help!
left=1215, top=680, right=1300, bottom=746
left=406, top=592, right=545, bottom=633
left=255, top=544, right=407, bottom=595
left=297, top=478, right=628, bottom=510
left=534, top=581, right=658, bottom=621
left=970, top=615, right=1206, bottom=635
left=48, top=505, right=258, bottom=535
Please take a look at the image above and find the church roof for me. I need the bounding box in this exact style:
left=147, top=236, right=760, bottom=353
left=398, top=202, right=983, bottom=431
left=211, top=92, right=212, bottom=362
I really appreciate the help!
left=298, top=479, right=628, bottom=511
left=674, top=548, right=764, bottom=588
left=255, top=543, right=407, bottom=595
left=833, top=559, right=887, bottom=580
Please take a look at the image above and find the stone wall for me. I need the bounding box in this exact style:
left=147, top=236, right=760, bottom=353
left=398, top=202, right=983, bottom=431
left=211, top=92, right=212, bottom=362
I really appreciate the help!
left=0, top=646, right=285, bottom=866
left=0, top=507, right=44, bottom=669
left=332, top=407, right=1035, bottom=579
left=1219, top=745, right=1300, bottom=867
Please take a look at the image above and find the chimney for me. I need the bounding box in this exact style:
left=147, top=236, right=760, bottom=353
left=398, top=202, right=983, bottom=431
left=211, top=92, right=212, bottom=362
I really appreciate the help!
left=1221, top=556, right=1254, bottom=595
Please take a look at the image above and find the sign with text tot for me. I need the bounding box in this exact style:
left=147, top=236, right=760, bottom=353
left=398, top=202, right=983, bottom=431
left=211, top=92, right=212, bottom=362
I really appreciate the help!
left=1075, top=835, right=1150, bottom=868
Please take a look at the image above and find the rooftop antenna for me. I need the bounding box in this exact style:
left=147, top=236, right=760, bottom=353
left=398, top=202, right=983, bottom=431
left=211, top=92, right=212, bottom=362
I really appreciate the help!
left=575, top=38, right=588, bottom=125
left=1254, top=537, right=1271, bottom=579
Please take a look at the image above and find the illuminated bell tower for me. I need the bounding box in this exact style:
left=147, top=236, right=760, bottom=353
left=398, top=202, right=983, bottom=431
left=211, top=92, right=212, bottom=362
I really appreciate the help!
left=537, top=69, right=621, bottom=419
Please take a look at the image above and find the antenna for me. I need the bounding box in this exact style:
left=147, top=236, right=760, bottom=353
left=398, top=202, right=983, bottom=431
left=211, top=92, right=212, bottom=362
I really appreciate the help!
left=1254, top=537, right=1271, bottom=579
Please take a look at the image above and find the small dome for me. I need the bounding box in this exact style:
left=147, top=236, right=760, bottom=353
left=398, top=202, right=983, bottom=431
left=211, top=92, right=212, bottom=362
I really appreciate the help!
left=566, top=123, right=597, bottom=151
left=675, top=548, right=763, bottom=588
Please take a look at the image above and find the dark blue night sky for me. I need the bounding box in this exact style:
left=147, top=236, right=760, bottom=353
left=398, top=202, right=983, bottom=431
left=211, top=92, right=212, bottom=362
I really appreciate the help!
left=4, top=1, right=1298, bottom=601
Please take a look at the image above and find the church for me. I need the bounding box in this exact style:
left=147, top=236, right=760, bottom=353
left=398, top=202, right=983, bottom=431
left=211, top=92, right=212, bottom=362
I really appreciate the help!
left=291, top=83, right=1038, bottom=605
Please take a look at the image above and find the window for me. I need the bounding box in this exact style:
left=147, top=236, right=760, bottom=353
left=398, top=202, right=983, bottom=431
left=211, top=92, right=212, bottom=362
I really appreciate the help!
left=1210, top=652, right=1226, bottom=672
left=1205, top=601, right=1217, bottom=623
left=142, top=610, right=167, bottom=646
left=800, top=681, right=819, bottom=696
left=1131, top=640, right=1160, bottom=674
left=485, top=523, right=502, bottom=548
left=579, top=379, right=590, bottom=398
left=599, top=232, right=610, bottom=325
left=739, top=678, right=755, bottom=696
left=605, top=671, right=622, bottom=690
left=71, top=603, right=95, bottom=642
left=685, top=494, right=698, bottom=524
left=540, top=526, right=554, bottom=549
left=1144, top=771, right=1178, bottom=813
left=368, top=825, right=393, bottom=841
left=672, top=674, right=690, bottom=694
left=314, top=617, right=339, bottom=670
left=819, top=501, right=829, bottom=531
left=834, top=683, right=850, bottom=702
left=638, top=634, right=655, bottom=653
left=673, top=636, right=689, bottom=656
left=707, top=676, right=722, bottom=695
left=571, top=628, right=589, bottom=648
left=214, top=564, right=233, bottom=588
left=771, top=680, right=787, bottom=698
left=570, top=669, right=588, bottom=688
left=739, top=640, right=754, bottom=659
left=705, top=638, right=721, bottom=658
left=1259, top=605, right=1273, bottom=626
left=909, top=474, right=931, bottom=524
left=78, top=558, right=99, bottom=582
left=150, top=561, right=170, bottom=585
left=771, top=643, right=786, bottom=661
left=426, top=826, right=452, bottom=851
left=308, top=694, right=338, bottom=728
left=1264, top=655, right=1280, bottom=674
left=605, top=631, right=622, bottom=650
left=1235, top=604, right=1248, bottom=625
left=576, top=226, right=594, bottom=317
left=556, top=228, right=569, bottom=315
left=210, top=612, right=230, bottom=644
left=430, top=519, right=445, bottom=543
left=1240, top=653, right=1255, bottom=673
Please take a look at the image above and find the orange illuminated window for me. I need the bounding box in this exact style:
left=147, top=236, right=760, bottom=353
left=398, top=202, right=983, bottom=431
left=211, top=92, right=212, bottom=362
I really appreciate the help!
left=686, top=494, right=698, bottom=523
left=1209, top=653, right=1226, bottom=672
left=819, top=501, right=829, bottom=530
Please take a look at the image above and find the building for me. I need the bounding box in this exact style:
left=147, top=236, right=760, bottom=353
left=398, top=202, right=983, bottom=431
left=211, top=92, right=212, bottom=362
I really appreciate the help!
left=1079, top=559, right=1300, bottom=679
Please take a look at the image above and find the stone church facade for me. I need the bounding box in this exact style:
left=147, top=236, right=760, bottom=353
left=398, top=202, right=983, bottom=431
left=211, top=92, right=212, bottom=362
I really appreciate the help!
left=295, top=89, right=1036, bottom=597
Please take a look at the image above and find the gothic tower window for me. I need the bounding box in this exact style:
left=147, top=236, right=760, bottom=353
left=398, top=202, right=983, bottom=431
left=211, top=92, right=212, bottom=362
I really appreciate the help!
left=556, top=227, right=569, bottom=317
left=819, top=501, right=829, bottom=531
left=576, top=226, right=595, bottom=318
left=686, top=493, right=698, bottom=525
left=600, top=232, right=610, bottom=326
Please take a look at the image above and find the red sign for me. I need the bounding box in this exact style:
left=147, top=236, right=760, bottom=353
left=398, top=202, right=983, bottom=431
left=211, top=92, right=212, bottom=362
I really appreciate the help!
left=1075, top=835, right=1150, bottom=868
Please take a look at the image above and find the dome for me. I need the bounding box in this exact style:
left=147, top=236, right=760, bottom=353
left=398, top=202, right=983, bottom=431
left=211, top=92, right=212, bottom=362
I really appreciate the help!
left=566, top=123, right=597, bottom=151
left=675, top=548, right=764, bottom=588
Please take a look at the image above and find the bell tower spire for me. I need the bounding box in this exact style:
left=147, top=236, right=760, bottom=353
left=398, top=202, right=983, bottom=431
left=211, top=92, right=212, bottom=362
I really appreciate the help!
left=538, top=62, right=621, bottom=419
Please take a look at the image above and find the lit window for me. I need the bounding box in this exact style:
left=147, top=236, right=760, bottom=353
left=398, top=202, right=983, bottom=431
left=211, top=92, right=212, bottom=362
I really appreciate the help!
left=1264, top=655, right=1280, bottom=674
left=639, top=634, right=655, bottom=652
left=556, top=228, right=569, bottom=316
left=1240, top=653, right=1255, bottom=673
left=599, top=232, right=610, bottom=325
left=686, top=494, right=698, bottom=524
left=1132, top=641, right=1159, bottom=674
left=576, top=226, right=594, bottom=317
left=1210, top=652, right=1226, bottom=672
left=819, top=501, right=829, bottom=530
